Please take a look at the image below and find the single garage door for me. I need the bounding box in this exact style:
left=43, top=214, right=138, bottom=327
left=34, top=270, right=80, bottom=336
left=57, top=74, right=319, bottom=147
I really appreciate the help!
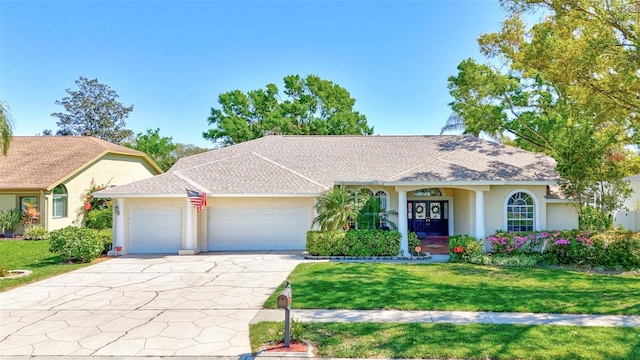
left=208, top=207, right=311, bottom=250
left=129, top=208, right=182, bottom=253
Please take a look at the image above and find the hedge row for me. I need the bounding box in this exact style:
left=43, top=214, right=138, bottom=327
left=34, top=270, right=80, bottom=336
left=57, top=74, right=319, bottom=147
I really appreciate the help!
left=306, top=230, right=401, bottom=256
left=477, top=230, right=640, bottom=270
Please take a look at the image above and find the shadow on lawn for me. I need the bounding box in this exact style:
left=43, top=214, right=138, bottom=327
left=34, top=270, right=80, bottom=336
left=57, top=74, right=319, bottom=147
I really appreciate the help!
left=304, top=322, right=640, bottom=360
left=280, top=263, right=640, bottom=315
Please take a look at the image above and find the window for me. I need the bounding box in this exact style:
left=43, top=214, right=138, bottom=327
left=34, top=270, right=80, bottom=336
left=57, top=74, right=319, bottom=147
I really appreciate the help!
left=20, top=196, right=40, bottom=224
left=19, top=196, right=38, bottom=212
left=506, top=192, right=534, bottom=231
left=347, top=188, right=390, bottom=230
left=413, top=188, right=443, bottom=197
left=53, top=184, right=68, bottom=218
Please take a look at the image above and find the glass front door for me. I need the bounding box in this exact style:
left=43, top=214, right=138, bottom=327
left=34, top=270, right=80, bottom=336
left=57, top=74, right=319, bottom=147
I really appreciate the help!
left=407, top=200, right=449, bottom=237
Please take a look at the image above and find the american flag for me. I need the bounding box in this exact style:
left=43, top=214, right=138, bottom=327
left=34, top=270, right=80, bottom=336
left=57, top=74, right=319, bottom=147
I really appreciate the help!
left=186, top=189, right=207, bottom=211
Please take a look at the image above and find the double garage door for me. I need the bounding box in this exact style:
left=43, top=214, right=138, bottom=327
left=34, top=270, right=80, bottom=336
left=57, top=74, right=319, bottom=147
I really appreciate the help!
left=127, top=206, right=312, bottom=253
left=207, top=207, right=311, bottom=251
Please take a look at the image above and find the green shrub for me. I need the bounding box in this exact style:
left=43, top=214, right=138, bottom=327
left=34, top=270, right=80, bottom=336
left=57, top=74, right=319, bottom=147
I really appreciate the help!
left=89, top=229, right=113, bottom=254
left=607, top=233, right=640, bottom=269
left=85, top=206, right=112, bottom=229
left=23, top=225, right=50, bottom=240
left=546, top=230, right=640, bottom=270
left=49, top=226, right=104, bottom=262
left=449, top=235, right=483, bottom=263
left=306, top=230, right=401, bottom=256
left=408, top=232, right=421, bottom=255
left=487, top=254, right=540, bottom=268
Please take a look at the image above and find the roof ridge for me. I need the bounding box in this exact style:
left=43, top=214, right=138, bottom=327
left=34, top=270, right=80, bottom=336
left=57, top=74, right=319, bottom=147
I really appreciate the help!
left=251, top=152, right=330, bottom=190
left=174, top=152, right=249, bottom=172
left=171, top=172, right=210, bottom=194
left=385, top=158, right=439, bottom=181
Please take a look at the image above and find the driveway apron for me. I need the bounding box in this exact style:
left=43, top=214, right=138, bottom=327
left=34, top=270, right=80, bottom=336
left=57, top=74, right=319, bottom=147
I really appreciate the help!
left=0, top=252, right=303, bottom=357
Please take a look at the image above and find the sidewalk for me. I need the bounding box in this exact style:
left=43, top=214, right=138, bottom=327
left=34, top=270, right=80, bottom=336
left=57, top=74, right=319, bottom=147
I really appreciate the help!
left=252, top=309, right=640, bottom=327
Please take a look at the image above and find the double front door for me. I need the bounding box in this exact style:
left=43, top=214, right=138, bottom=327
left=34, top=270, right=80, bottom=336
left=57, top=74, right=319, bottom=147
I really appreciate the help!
left=407, top=200, right=449, bottom=237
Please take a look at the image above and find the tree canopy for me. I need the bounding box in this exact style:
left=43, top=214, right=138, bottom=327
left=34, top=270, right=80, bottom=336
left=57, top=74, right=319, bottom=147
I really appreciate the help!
left=203, top=74, right=373, bottom=146
left=0, top=100, right=13, bottom=155
left=446, top=0, right=638, bottom=222
left=50, top=76, right=134, bottom=144
left=124, top=128, right=177, bottom=172
left=124, top=129, right=210, bottom=172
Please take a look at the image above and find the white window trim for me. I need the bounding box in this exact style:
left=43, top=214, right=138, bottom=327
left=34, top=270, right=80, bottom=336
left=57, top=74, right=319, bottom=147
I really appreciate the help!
left=52, top=185, right=68, bottom=219
left=504, top=189, right=539, bottom=231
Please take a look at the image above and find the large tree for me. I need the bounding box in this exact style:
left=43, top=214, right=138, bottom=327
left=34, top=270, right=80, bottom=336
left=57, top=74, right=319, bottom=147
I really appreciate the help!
left=0, top=100, right=13, bottom=155
left=446, top=0, right=638, bottom=226
left=124, top=128, right=177, bottom=172
left=203, top=74, right=373, bottom=146
left=51, top=76, right=134, bottom=144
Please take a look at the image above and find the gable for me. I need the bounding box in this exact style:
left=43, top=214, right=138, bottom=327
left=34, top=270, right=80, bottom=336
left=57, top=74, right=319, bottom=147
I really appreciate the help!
left=0, top=136, right=162, bottom=190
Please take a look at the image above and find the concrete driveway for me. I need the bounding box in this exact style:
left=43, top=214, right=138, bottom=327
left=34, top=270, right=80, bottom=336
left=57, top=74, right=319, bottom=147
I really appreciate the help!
left=0, top=252, right=303, bottom=357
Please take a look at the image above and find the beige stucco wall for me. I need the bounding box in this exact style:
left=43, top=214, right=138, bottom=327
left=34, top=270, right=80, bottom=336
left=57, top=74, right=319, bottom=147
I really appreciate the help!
left=0, top=194, right=16, bottom=211
left=453, top=188, right=473, bottom=236
left=483, top=185, right=549, bottom=235
left=48, top=154, right=159, bottom=231
left=547, top=203, right=579, bottom=230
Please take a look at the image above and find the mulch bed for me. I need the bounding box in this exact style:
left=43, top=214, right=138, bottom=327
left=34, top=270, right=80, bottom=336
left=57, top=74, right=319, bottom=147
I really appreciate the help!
left=262, top=340, right=312, bottom=353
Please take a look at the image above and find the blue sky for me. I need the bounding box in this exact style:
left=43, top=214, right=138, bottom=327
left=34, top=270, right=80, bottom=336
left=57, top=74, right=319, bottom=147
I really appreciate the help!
left=1, top=1, right=506, bottom=148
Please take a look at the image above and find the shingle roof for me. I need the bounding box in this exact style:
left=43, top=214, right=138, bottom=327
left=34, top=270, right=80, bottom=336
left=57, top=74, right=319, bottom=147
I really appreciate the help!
left=97, top=135, right=559, bottom=197
left=0, top=136, right=161, bottom=190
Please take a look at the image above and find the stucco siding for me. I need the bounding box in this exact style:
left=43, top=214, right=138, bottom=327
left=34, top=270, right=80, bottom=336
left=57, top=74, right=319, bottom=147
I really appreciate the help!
left=48, top=154, right=159, bottom=231
left=547, top=203, right=579, bottom=230
left=0, top=194, right=16, bottom=211
left=483, top=185, right=549, bottom=234
left=622, top=181, right=640, bottom=211
left=453, top=189, right=473, bottom=236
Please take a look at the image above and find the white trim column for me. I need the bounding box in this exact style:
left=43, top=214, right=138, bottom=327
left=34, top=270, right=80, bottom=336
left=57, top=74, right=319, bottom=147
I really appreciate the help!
left=179, top=199, right=199, bottom=255
left=109, top=198, right=125, bottom=256
left=475, top=190, right=486, bottom=249
left=398, top=190, right=408, bottom=257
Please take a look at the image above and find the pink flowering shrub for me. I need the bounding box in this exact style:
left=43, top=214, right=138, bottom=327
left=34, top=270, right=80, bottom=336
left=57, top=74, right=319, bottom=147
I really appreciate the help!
left=488, top=230, right=560, bottom=254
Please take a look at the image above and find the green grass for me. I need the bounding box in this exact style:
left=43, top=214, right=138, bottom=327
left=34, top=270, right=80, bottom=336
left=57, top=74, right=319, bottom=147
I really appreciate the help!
left=265, top=263, right=640, bottom=315
left=251, top=322, right=640, bottom=359
left=0, top=240, right=96, bottom=291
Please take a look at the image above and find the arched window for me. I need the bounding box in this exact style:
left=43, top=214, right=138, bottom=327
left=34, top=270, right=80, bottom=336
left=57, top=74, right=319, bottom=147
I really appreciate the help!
left=374, top=190, right=388, bottom=211
left=413, top=188, right=443, bottom=197
left=53, top=184, right=68, bottom=218
left=506, top=191, right=534, bottom=231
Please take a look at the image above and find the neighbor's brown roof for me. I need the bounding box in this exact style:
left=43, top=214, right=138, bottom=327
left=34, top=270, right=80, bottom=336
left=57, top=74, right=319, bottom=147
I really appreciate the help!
left=97, top=135, right=559, bottom=197
left=0, top=136, right=161, bottom=190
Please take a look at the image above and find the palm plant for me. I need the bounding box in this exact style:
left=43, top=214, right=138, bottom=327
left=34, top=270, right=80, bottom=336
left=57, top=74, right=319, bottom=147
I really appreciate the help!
left=0, top=100, right=13, bottom=156
left=312, top=186, right=366, bottom=231
left=357, top=197, right=398, bottom=230
left=440, top=112, right=507, bottom=143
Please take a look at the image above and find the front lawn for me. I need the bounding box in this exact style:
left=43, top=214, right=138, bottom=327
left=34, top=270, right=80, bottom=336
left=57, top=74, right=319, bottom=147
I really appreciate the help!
left=251, top=322, right=640, bottom=359
left=265, top=263, right=640, bottom=315
left=0, top=240, right=97, bottom=291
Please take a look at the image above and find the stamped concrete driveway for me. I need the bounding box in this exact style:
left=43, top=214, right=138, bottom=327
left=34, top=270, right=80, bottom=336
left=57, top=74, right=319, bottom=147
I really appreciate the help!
left=0, top=252, right=303, bottom=357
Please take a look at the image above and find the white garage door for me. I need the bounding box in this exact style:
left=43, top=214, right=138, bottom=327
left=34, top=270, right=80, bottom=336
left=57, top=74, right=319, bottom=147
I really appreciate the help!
left=208, top=207, right=311, bottom=250
left=129, top=208, right=182, bottom=253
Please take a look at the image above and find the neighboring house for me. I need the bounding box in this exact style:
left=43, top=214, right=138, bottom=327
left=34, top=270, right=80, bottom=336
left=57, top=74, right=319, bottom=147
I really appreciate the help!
left=614, top=174, right=640, bottom=231
left=0, top=136, right=162, bottom=233
left=95, top=135, right=578, bottom=255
